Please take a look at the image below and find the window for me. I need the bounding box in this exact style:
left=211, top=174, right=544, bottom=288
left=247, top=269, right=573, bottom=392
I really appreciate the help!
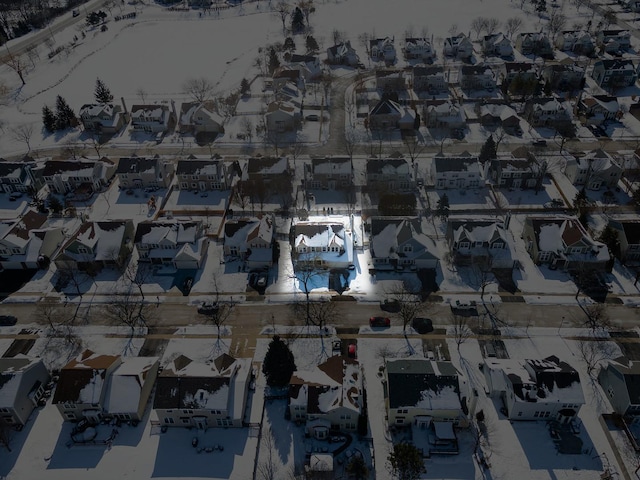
left=164, top=417, right=175, bottom=424
left=182, top=409, right=193, bottom=414
left=491, top=242, right=504, bottom=249
left=396, top=409, right=408, bottom=414
left=538, top=251, right=551, bottom=262
left=181, top=418, right=191, bottom=424
left=340, top=414, right=351, bottom=420
left=210, top=410, right=221, bottom=415
left=459, top=242, right=470, bottom=249
left=403, top=245, right=413, bottom=253
left=65, top=413, right=76, bottom=420
left=517, top=411, right=523, bottom=417
left=0, top=408, right=9, bottom=413
left=396, top=417, right=405, bottom=424
left=570, top=247, right=583, bottom=254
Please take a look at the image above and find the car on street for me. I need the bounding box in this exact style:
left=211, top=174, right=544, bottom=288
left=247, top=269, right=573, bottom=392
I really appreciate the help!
left=369, top=316, right=390, bottom=328
left=182, top=277, right=193, bottom=296
left=412, top=317, right=434, bottom=334
left=72, top=9, right=80, bottom=17
left=531, top=139, right=547, bottom=147
left=453, top=300, right=477, bottom=310
left=543, top=198, right=564, bottom=209
left=380, top=299, right=400, bottom=313
left=197, top=302, right=219, bottom=315
left=305, top=114, right=320, bottom=121
left=0, top=315, right=17, bottom=326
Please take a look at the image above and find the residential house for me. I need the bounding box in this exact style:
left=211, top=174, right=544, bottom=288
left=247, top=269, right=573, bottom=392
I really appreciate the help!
left=0, top=211, right=64, bottom=270
left=599, top=359, right=640, bottom=417
left=326, top=41, right=359, bottom=66
left=628, top=0, right=640, bottom=13
left=597, top=29, right=631, bottom=54
left=515, top=32, right=553, bottom=58
left=223, top=215, right=275, bottom=268
left=433, top=152, right=483, bottom=189
left=482, top=33, right=513, bottom=58
left=576, top=95, right=620, bottom=126
left=365, top=157, right=414, bottom=192
left=502, top=62, right=539, bottom=96
left=0, top=357, right=50, bottom=427
left=443, top=33, right=474, bottom=60
left=275, top=81, right=304, bottom=107
left=245, top=156, right=291, bottom=184
left=305, top=156, right=353, bottom=190
left=522, top=215, right=610, bottom=271
left=554, top=30, right=595, bottom=57
left=54, top=220, right=134, bottom=273
left=134, top=220, right=209, bottom=269
left=486, top=149, right=543, bottom=189
left=0, top=161, right=35, bottom=194
left=178, top=101, right=225, bottom=136
left=153, top=353, right=252, bottom=429
left=115, top=156, right=174, bottom=190
left=369, top=37, right=396, bottom=63
left=541, top=64, right=585, bottom=91
left=375, top=69, right=405, bottom=92
left=459, top=64, right=496, bottom=92
left=104, top=357, right=159, bottom=422
left=368, top=98, right=416, bottom=131
left=403, top=37, right=435, bottom=62
left=446, top=218, right=511, bottom=267
left=369, top=217, right=439, bottom=270
left=385, top=358, right=468, bottom=427
left=522, top=97, right=573, bottom=129
left=272, top=67, right=303, bottom=91
left=79, top=103, right=127, bottom=134
left=176, top=157, right=235, bottom=191
left=34, top=159, right=115, bottom=196
left=411, top=65, right=448, bottom=94
left=423, top=99, right=465, bottom=129
left=265, top=101, right=300, bottom=133
left=484, top=356, right=584, bottom=422
left=130, top=103, right=173, bottom=134
left=591, top=59, right=637, bottom=90
left=564, top=149, right=622, bottom=190
left=607, top=219, right=640, bottom=264
left=477, top=103, right=521, bottom=133
left=52, top=349, right=122, bottom=423
left=288, top=356, right=363, bottom=436
left=293, top=221, right=353, bottom=268
left=287, top=53, right=322, bottom=81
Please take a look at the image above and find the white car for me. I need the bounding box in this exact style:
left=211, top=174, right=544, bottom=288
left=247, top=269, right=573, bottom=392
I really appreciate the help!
left=454, top=300, right=477, bottom=310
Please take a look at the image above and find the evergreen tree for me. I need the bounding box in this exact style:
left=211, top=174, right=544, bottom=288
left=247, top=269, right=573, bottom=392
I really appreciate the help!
left=54, top=95, right=77, bottom=131
left=42, top=105, right=56, bottom=133
left=598, top=224, right=620, bottom=258
left=240, top=78, right=251, bottom=95
left=478, top=135, right=497, bottom=163
left=268, top=48, right=280, bottom=75
left=283, top=36, right=296, bottom=52
left=94, top=77, right=114, bottom=104
left=536, top=0, right=547, bottom=14
left=436, top=193, right=450, bottom=221
left=262, top=335, right=296, bottom=387
left=48, top=195, right=63, bottom=214
left=305, top=35, right=319, bottom=53
left=291, top=6, right=305, bottom=33
left=387, top=443, right=426, bottom=480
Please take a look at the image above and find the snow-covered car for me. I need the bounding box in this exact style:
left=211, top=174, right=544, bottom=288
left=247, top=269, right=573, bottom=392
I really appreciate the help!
left=197, top=302, right=219, bottom=315
left=543, top=199, right=564, bottom=209
left=453, top=300, right=477, bottom=310
left=369, top=316, right=390, bottom=328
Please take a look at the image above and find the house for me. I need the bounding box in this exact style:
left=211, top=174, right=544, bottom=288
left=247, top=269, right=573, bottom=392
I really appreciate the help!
left=607, top=219, right=640, bottom=264
left=477, top=103, right=521, bottom=133
left=446, top=218, right=511, bottom=267
left=564, top=149, right=622, bottom=190
left=591, top=59, right=637, bottom=90
left=178, top=101, right=225, bottom=136
left=541, top=64, right=585, bottom=92
left=443, top=33, right=474, bottom=60
left=522, top=97, right=573, bottom=129
left=0, top=210, right=64, bottom=270
left=0, top=357, right=50, bottom=427
left=153, top=353, right=252, bottom=429
left=459, top=64, right=496, bottom=92
left=34, top=159, right=115, bottom=196
left=596, top=29, right=631, bottom=54
left=375, top=69, right=405, bottom=92
left=403, top=37, right=435, bottom=62
left=54, top=220, right=134, bottom=273
left=502, top=62, right=539, bottom=96
left=484, top=356, right=584, bottom=422
left=576, top=95, right=620, bottom=126
left=130, top=103, right=173, bottom=134
left=176, top=157, right=235, bottom=191
left=288, top=356, right=363, bottom=436
left=482, top=33, right=513, bottom=58
left=134, top=220, right=209, bottom=269
left=0, top=161, right=35, bottom=194
left=293, top=221, right=353, bottom=268
left=287, top=53, right=322, bottom=81
left=305, top=156, right=353, bottom=190
left=369, top=217, right=439, bottom=270
left=52, top=349, right=122, bottom=423
left=385, top=358, right=468, bottom=427
left=115, top=156, right=174, bottom=190
left=79, top=103, right=127, bottom=134
left=423, top=99, right=465, bottom=129
left=368, top=98, right=416, bottom=131
left=223, top=215, right=274, bottom=268
left=599, top=359, right=640, bottom=417
left=628, top=0, right=640, bottom=13
left=522, top=215, right=610, bottom=271
left=265, top=101, right=300, bottom=133
left=411, top=65, right=448, bottom=94
left=486, top=150, right=543, bottom=189
left=433, top=152, right=483, bottom=189
left=326, top=40, right=359, bottom=66
left=104, top=357, right=159, bottom=422
left=369, top=37, right=396, bottom=63
left=365, top=157, right=414, bottom=192
left=245, top=156, right=291, bottom=184
left=515, top=32, right=553, bottom=58
left=554, top=30, right=595, bottom=56
left=272, top=67, right=303, bottom=91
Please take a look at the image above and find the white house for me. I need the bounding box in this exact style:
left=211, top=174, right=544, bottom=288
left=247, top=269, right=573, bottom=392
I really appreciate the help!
left=433, top=152, right=484, bottom=189
left=178, top=101, right=225, bottom=136
left=423, top=100, right=465, bottom=129
left=293, top=221, right=353, bottom=269
left=443, top=33, right=474, bottom=60
left=134, top=220, right=209, bottom=269
left=370, top=37, right=396, bottom=63
left=0, top=357, right=50, bottom=427
left=564, top=149, right=622, bottom=190
left=223, top=215, right=275, bottom=268
left=326, top=41, right=359, bottom=66
left=130, top=104, right=172, bottom=134
left=403, top=37, right=435, bottom=61
left=104, top=357, right=159, bottom=422
left=482, top=33, right=513, bottom=58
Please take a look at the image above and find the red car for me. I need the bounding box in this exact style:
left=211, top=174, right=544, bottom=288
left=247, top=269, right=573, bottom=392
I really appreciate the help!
left=369, top=316, right=390, bottom=328
left=347, top=343, right=357, bottom=358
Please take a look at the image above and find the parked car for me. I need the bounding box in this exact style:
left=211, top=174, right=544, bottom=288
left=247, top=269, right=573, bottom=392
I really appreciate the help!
left=412, top=317, right=434, bottom=334
left=543, top=199, right=564, bottom=209
left=72, top=9, right=80, bottom=17
left=305, top=114, right=320, bottom=121
left=531, top=139, right=547, bottom=147
left=197, top=302, right=219, bottom=315
left=380, top=299, right=401, bottom=313
left=182, top=277, right=193, bottom=296
left=453, top=300, right=477, bottom=310
left=369, top=316, right=390, bottom=328
left=0, top=315, right=17, bottom=326
left=347, top=342, right=357, bottom=358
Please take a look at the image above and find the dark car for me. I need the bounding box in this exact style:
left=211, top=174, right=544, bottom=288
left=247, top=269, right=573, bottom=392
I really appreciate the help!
left=197, top=302, right=219, bottom=315
left=380, top=299, right=401, bottom=313
left=183, top=277, right=193, bottom=296
left=0, top=315, right=17, bottom=326
left=369, top=316, right=390, bottom=328
left=412, top=317, right=434, bottom=334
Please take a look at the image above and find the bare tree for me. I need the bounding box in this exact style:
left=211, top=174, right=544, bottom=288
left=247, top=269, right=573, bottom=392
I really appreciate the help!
left=505, top=16, right=523, bottom=39
left=104, top=285, right=155, bottom=354
left=386, top=281, right=427, bottom=334
left=25, top=44, right=39, bottom=68
left=273, top=1, right=291, bottom=32
left=242, top=117, right=254, bottom=143
left=578, top=339, right=617, bottom=378
left=470, top=258, right=495, bottom=303
left=289, top=256, right=326, bottom=328
left=257, top=427, right=280, bottom=480
left=404, top=136, right=425, bottom=164
left=61, top=140, right=86, bottom=160
left=35, top=301, right=80, bottom=347
left=344, top=126, right=358, bottom=160
left=183, top=77, right=215, bottom=103
left=200, top=273, right=236, bottom=342
left=582, top=302, right=611, bottom=333
left=471, top=17, right=488, bottom=39
left=451, top=313, right=473, bottom=352
left=548, top=11, right=567, bottom=37
left=85, top=134, right=105, bottom=157
left=10, top=124, right=34, bottom=153
left=136, top=87, right=148, bottom=104
left=485, top=18, right=500, bottom=36
left=3, top=51, right=27, bottom=85
left=233, top=180, right=251, bottom=214
left=527, top=151, right=548, bottom=193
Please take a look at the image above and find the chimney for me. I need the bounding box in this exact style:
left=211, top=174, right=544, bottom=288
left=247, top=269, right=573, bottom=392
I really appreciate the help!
left=121, top=97, right=128, bottom=114
left=171, top=99, right=177, bottom=118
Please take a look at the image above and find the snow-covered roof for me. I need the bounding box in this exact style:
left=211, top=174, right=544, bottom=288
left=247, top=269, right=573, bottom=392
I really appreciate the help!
left=62, top=221, right=131, bottom=262
left=224, top=216, right=274, bottom=248
left=104, top=357, right=159, bottom=414
left=135, top=221, right=201, bottom=246
left=529, top=216, right=608, bottom=260
left=370, top=217, right=437, bottom=262
left=295, top=222, right=345, bottom=249
left=0, top=357, right=45, bottom=408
